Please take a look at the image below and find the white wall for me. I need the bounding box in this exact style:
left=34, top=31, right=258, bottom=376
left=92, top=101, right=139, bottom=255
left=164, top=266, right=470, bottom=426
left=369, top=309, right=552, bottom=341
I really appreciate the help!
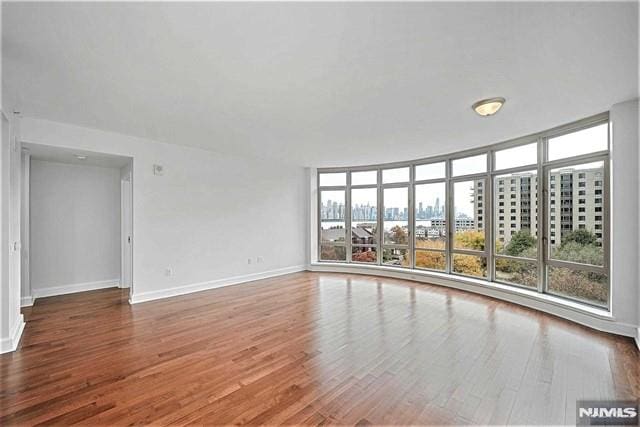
left=29, top=160, right=121, bottom=296
left=19, top=117, right=308, bottom=303
left=20, top=149, right=31, bottom=305
left=0, top=110, right=24, bottom=353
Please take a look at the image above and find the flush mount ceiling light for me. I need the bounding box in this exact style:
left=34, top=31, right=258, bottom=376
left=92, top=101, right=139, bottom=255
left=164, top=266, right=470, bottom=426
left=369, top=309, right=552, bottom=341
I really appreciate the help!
left=75, top=155, right=88, bottom=160
left=472, top=97, right=505, bottom=117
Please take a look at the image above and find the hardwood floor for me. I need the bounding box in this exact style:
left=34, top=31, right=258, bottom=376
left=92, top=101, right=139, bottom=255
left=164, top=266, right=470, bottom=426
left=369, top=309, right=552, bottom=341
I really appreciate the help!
left=1, top=272, right=638, bottom=425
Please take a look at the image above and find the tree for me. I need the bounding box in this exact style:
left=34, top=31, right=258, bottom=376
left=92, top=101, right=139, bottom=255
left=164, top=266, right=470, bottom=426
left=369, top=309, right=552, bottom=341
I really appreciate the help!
left=504, top=230, right=536, bottom=257
left=561, top=229, right=597, bottom=247
left=320, top=245, right=346, bottom=261
left=454, top=230, right=485, bottom=251
left=389, top=225, right=408, bottom=245
left=553, top=241, right=603, bottom=266
left=415, top=250, right=445, bottom=270
left=352, top=249, right=376, bottom=263
left=453, top=254, right=485, bottom=277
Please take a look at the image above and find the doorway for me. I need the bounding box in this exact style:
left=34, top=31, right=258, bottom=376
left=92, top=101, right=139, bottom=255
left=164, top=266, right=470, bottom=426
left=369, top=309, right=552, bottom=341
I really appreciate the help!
left=20, top=143, right=133, bottom=304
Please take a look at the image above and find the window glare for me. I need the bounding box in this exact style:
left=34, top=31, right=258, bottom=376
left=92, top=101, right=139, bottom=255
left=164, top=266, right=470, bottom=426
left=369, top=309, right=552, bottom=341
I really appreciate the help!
left=548, top=123, right=608, bottom=161
left=495, top=143, right=538, bottom=170
left=452, top=154, right=487, bottom=176
left=415, top=162, right=445, bottom=180
left=351, top=170, right=377, bottom=186
left=319, top=172, right=346, bottom=187
left=382, top=167, right=409, bottom=183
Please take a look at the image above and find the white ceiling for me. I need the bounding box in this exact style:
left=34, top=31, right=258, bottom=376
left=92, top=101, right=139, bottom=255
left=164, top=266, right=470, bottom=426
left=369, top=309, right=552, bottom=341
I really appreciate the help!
left=24, top=142, right=131, bottom=169
left=3, top=2, right=638, bottom=167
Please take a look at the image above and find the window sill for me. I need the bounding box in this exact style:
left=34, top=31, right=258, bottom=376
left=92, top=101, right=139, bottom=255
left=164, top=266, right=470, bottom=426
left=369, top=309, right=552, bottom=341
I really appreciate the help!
left=309, top=262, right=614, bottom=323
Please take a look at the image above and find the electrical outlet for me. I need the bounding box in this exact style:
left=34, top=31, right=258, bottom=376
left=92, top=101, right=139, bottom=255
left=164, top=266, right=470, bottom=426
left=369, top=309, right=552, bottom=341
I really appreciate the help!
left=257, top=256, right=264, bottom=264
left=165, top=267, right=173, bottom=277
left=247, top=258, right=252, bottom=265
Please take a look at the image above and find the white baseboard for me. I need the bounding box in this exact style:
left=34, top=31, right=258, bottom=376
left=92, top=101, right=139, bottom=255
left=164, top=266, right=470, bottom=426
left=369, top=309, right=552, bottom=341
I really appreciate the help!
left=0, top=314, right=25, bottom=354
left=20, top=296, right=34, bottom=307
left=308, top=263, right=639, bottom=339
left=32, top=279, right=120, bottom=299
left=129, top=265, right=306, bottom=304
left=635, top=327, right=640, bottom=352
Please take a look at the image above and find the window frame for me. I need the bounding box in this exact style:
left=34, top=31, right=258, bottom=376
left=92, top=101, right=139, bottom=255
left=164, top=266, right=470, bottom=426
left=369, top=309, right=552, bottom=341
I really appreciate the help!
left=542, top=155, right=610, bottom=308
left=316, top=112, right=610, bottom=311
left=350, top=178, right=380, bottom=264
left=318, top=186, right=348, bottom=263
left=413, top=177, right=447, bottom=273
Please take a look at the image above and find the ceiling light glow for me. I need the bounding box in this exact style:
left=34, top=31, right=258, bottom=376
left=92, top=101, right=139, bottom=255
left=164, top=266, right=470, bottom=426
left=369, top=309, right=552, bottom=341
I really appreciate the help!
left=472, top=97, right=505, bottom=117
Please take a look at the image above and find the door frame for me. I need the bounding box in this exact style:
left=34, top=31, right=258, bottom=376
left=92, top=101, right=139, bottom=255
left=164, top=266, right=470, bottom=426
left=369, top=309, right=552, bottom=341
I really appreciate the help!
left=120, top=167, right=133, bottom=290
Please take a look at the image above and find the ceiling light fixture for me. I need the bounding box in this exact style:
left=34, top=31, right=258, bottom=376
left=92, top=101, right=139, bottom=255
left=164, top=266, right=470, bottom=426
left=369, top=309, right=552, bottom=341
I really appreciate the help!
left=75, top=155, right=88, bottom=160
left=472, top=97, right=505, bottom=117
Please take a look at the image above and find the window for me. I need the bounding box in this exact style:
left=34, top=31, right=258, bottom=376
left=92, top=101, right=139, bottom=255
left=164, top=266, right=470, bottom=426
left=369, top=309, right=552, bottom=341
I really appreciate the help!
left=319, top=172, right=346, bottom=187
left=452, top=179, right=487, bottom=278
left=351, top=170, right=377, bottom=186
left=317, top=115, right=609, bottom=310
left=383, top=167, right=409, bottom=184
left=383, top=187, right=409, bottom=267
left=415, top=182, right=446, bottom=271
left=452, top=154, right=487, bottom=177
left=319, top=190, right=346, bottom=261
left=548, top=123, right=608, bottom=161
left=415, top=162, right=445, bottom=181
left=546, top=160, right=607, bottom=306
left=351, top=187, right=378, bottom=263
left=494, top=142, right=537, bottom=170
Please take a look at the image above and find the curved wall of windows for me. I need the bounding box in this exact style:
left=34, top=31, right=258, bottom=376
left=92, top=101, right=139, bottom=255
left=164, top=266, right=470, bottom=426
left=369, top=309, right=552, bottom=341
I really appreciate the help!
left=317, top=113, right=610, bottom=309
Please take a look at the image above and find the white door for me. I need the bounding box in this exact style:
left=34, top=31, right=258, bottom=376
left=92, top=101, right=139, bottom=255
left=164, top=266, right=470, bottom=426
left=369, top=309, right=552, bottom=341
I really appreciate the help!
left=121, top=175, right=132, bottom=288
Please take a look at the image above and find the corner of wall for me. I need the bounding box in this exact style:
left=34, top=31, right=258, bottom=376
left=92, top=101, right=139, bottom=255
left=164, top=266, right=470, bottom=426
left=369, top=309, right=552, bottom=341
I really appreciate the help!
left=0, top=313, right=24, bottom=354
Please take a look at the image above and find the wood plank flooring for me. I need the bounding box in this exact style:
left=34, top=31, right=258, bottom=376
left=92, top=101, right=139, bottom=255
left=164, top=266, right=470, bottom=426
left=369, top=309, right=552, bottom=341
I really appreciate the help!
left=1, top=272, right=638, bottom=425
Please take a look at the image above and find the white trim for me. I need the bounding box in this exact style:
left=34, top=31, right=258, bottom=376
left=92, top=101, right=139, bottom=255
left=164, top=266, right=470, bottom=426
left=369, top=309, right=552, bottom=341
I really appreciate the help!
left=635, top=328, right=640, bottom=352
left=0, top=314, right=25, bottom=354
left=20, top=295, right=33, bottom=307
left=129, top=265, right=306, bottom=304
left=32, top=279, right=120, bottom=299
left=309, top=263, right=638, bottom=339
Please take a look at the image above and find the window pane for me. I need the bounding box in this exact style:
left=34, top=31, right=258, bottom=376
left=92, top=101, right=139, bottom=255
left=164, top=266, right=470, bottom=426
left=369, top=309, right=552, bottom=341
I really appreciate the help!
left=495, top=258, right=537, bottom=288
left=351, top=188, right=377, bottom=245
left=351, top=170, right=377, bottom=186
left=494, top=171, right=537, bottom=258
left=319, top=172, right=346, bottom=186
left=494, top=143, right=537, bottom=170
left=320, top=245, right=346, bottom=261
left=548, top=161, right=604, bottom=266
left=352, top=246, right=377, bottom=263
left=548, top=123, right=608, bottom=161
left=320, top=190, right=345, bottom=243
left=548, top=266, right=607, bottom=306
left=415, top=162, right=445, bottom=181
left=453, top=180, right=485, bottom=251
left=415, top=182, right=446, bottom=251
left=415, top=250, right=445, bottom=271
left=382, top=248, right=409, bottom=267
left=383, top=187, right=408, bottom=245
left=452, top=254, right=487, bottom=278
left=452, top=154, right=487, bottom=176
left=382, top=167, right=409, bottom=183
